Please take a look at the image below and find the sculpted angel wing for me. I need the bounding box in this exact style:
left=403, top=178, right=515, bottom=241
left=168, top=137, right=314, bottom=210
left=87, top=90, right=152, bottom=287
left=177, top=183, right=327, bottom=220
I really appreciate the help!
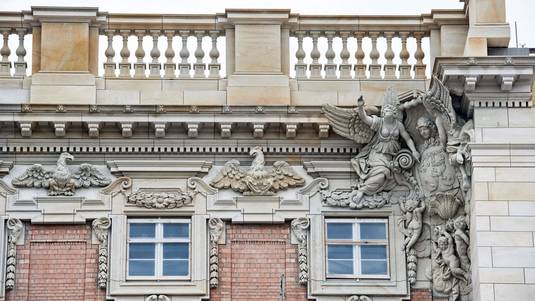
left=322, top=104, right=378, bottom=144
left=423, top=76, right=456, bottom=131
left=270, top=161, right=305, bottom=192
left=210, top=160, right=248, bottom=192
left=11, top=164, right=52, bottom=188
left=73, top=163, right=112, bottom=188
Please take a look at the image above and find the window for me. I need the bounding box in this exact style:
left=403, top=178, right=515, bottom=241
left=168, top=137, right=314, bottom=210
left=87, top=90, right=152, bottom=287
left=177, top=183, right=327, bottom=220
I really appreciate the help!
left=325, top=218, right=389, bottom=278
left=127, top=218, right=190, bottom=279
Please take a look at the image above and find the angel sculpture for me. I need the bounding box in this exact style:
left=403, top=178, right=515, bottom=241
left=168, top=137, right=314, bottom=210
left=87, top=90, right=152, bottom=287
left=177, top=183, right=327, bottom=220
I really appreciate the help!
left=210, top=146, right=305, bottom=195
left=11, top=152, right=112, bottom=196
left=323, top=88, right=420, bottom=208
left=398, top=194, right=426, bottom=252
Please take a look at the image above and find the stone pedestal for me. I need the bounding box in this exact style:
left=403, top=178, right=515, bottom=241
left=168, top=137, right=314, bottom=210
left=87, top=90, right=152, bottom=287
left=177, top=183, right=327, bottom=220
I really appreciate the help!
left=464, top=0, right=510, bottom=56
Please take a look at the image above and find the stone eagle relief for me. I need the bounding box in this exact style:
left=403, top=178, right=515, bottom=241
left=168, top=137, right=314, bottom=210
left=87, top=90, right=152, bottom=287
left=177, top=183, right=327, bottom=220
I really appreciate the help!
left=322, top=77, right=473, bottom=301
left=11, top=152, right=112, bottom=196
left=210, top=146, right=305, bottom=195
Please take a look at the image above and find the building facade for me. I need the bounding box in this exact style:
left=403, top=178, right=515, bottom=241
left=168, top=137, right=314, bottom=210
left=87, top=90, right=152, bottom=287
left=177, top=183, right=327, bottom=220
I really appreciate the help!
left=0, top=0, right=534, bottom=300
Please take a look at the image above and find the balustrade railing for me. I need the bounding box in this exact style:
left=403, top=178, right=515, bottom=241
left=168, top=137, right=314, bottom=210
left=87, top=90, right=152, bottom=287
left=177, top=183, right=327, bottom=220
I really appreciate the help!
left=101, top=14, right=224, bottom=79
left=0, top=12, right=31, bottom=77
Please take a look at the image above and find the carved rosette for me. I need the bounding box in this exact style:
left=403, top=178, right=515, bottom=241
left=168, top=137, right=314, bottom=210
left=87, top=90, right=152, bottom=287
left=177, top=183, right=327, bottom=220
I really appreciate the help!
left=92, top=217, right=111, bottom=289
left=126, top=190, right=193, bottom=209
left=291, top=217, right=310, bottom=285
left=208, top=218, right=225, bottom=288
left=5, top=218, right=23, bottom=290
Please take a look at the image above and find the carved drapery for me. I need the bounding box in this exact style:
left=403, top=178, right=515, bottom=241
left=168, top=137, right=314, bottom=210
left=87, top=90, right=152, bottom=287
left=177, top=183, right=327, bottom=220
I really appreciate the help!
left=291, top=217, right=310, bottom=285
left=208, top=218, right=224, bottom=288
left=92, top=217, right=111, bottom=289
left=5, top=218, right=23, bottom=290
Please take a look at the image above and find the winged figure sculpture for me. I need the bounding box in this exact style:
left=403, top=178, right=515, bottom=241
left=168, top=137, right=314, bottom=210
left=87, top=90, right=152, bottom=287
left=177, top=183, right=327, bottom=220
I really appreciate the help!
left=12, top=152, right=112, bottom=196
left=210, top=146, right=305, bottom=195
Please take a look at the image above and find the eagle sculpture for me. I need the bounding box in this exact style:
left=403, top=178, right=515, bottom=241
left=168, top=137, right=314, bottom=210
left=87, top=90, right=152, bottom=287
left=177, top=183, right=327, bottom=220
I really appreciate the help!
left=12, top=152, right=112, bottom=196
left=210, top=146, right=305, bottom=195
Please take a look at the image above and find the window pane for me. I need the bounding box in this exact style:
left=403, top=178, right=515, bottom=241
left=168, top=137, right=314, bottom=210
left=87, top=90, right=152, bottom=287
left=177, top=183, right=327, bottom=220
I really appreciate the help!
left=327, top=223, right=353, bottom=239
left=361, top=245, right=387, bottom=260
left=163, top=243, right=189, bottom=259
left=129, top=223, right=156, bottom=238
left=163, top=260, right=188, bottom=276
left=361, top=260, right=388, bottom=275
left=328, top=259, right=354, bottom=275
left=163, top=223, right=189, bottom=238
left=129, top=243, right=155, bottom=259
left=129, top=259, right=155, bottom=276
left=360, top=222, right=386, bottom=240
left=327, top=245, right=353, bottom=260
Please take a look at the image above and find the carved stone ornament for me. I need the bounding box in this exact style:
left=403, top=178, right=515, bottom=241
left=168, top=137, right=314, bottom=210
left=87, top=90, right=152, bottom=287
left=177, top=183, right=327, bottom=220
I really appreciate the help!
left=11, top=152, right=112, bottom=196
left=347, top=295, right=372, bottom=301
left=146, top=295, right=170, bottom=301
left=127, top=189, right=194, bottom=209
left=5, top=218, right=23, bottom=290
left=208, top=218, right=225, bottom=288
left=210, top=146, right=305, bottom=195
left=291, top=217, right=310, bottom=285
left=322, top=77, right=473, bottom=300
left=92, top=217, right=111, bottom=289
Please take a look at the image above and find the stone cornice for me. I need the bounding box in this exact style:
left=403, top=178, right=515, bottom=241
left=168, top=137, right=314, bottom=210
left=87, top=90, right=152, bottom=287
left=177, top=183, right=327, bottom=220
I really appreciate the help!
left=106, top=160, right=213, bottom=177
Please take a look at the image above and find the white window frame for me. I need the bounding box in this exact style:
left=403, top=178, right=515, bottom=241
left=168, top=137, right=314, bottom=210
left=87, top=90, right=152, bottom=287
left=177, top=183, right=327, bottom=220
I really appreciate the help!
left=325, top=218, right=390, bottom=280
left=127, top=218, right=191, bottom=280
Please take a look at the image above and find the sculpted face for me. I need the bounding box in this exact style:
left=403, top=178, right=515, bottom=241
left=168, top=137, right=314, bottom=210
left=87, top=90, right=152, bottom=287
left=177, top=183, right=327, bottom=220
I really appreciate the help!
left=438, top=236, right=448, bottom=250
left=418, top=126, right=432, bottom=140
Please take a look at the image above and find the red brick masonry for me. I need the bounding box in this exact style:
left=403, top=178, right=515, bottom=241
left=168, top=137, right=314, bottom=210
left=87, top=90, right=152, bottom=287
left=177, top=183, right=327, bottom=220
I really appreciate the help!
left=5, top=224, right=106, bottom=301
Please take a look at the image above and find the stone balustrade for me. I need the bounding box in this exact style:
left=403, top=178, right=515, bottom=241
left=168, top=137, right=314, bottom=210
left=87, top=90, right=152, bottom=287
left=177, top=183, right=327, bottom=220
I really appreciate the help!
left=0, top=12, right=31, bottom=78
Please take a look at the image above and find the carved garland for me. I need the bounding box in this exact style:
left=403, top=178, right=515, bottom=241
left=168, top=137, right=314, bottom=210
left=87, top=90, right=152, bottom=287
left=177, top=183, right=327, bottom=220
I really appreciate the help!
left=5, top=218, right=23, bottom=290
left=291, top=217, right=310, bottom=285
left=208, top=218, right=225, bottom=288
left=92, top=217, right=111, bottom=289
left=126, top=190, right=193, bottom=209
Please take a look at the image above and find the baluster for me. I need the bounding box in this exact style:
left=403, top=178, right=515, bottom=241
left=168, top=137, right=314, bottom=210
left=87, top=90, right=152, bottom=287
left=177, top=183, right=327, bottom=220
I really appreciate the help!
left=324, top=31, right=337, bottom=79
left=149, top=30, right=161, bottom=78
left=398, top=32, right=411, bottom=79
left=193, top=30, right=206, bottom=78
left=13, top=28, right=27, bottom=77
left=133, top=30, right=146, bottom=78
left=383, top=32, right=396, bottom=79
left=103, top=30, right=116, bottom=78
left=339, top=31, right=351, bottom=79
left=294, top=31, right=307, bottom=79
left=163, top=30, right=176, bottom=78
left=0, top=28, right=11, bottom=76
left=208, top=30, right=221, bottom=78
left=118, top=30, right=132, bottom=78
left=368, top=32, right=381, bottom=79
left=354, top=32, right=366, bottom=79
left=413, top=32, right=426, bottom=79
left=309, top=31, right=322, bottom=79
left=178, top=30, right=191, bottom=78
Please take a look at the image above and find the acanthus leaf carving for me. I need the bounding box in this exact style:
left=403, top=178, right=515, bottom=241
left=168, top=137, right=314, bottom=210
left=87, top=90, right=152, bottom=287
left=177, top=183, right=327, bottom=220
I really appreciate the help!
left=210, top=146, right=305, bottom=195
left=291, top=217, right=310, bottom=286
left=92, top=217, right=111, bottom=289
left=12, top=152, right=112, bottom=196
left=208, top=218, right=225, bottom=288
left=5, top=218, right=23, bottom=290
left=126, top=189, right=194, bottom=209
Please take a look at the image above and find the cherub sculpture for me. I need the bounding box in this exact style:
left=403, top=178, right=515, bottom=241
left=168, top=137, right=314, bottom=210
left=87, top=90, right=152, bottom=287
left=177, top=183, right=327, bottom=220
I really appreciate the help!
left=12, top=152, right=111, bottom=196
left=323, top=88, right=420, bottom=208
left=399, top=193, right=426, bottom=252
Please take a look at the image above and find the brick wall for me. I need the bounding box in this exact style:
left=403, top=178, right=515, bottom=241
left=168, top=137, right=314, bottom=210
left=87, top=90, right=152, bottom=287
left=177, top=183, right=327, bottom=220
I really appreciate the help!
left=5, top=223, right=106, bottom=301
left=210, top=223, right=308, bottom=301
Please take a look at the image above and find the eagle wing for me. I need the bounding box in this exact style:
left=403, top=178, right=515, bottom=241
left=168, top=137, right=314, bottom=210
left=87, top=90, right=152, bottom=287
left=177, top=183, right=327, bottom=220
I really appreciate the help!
left=11, top=164, right=53, bottom=188
left=72, top=163, right=112, bottom=188
left=270, top=161, right=305, bottom=192
left=322, top=104, right=378, bottom=144
left=210, top=160, right=248, bottom=192
left=423, top=76, right=456, bottom=131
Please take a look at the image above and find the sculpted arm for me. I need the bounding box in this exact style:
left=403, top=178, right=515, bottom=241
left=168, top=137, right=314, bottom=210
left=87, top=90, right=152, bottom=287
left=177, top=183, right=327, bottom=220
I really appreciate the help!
left=400, top=126, right=420, bottom=161
left=356, top=96, right=374, bottom=127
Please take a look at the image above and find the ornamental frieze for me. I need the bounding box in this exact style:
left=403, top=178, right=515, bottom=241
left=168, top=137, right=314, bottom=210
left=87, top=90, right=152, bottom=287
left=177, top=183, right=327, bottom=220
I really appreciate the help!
left=126, top=189, right=194, bottom=209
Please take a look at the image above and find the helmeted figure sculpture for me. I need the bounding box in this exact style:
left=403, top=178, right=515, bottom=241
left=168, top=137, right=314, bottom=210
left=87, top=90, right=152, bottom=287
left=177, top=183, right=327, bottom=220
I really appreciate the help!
left=321, top=77, right=473, bottom=301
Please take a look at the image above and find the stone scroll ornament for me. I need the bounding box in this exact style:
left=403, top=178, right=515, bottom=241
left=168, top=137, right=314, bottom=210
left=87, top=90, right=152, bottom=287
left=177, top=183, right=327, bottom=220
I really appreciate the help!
left=11, top=152, right=112, bottom=196
left=92, top=217, right=111, bottom=289
left=146, top=295, right=170, bottom=301
left=208, top=218, right=225, bottom=288
left=322, top=77, right=473, bottom=300
left=291, top=217, right=310, bottom=285
left=210, top=146, right=305, bottom=195
left=5, top=218, right=23, bottom=290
